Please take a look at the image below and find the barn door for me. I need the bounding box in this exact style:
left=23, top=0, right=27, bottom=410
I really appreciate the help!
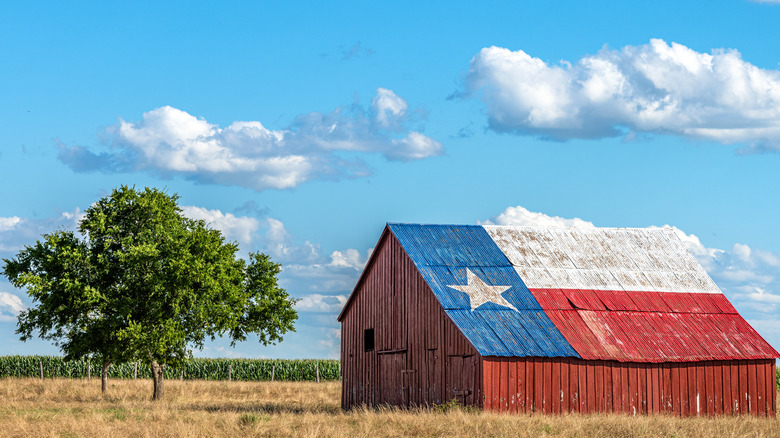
left=379, top=352, right=408, bottom=406
left=448, top=354, right=477, bottom=406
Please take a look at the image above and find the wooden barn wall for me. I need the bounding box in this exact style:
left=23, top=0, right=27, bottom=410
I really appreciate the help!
left=341, top=231, right=482, bottom=409
left=483, top=357, right=777, bottom=416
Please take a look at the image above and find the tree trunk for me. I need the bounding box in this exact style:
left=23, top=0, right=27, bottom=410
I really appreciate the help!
left=101, top=361, right=111, bottom=394
left=151, top=360, right=165, bottom=400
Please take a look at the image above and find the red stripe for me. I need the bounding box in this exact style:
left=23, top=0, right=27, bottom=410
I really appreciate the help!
left=529, top=288, right=779, bottom=362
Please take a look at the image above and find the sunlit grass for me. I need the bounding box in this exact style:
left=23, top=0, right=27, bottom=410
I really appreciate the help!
left=0, top=378, right=777, bottom=437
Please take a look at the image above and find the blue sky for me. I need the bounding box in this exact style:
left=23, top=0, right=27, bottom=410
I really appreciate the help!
left=2, top=0, right=780, bottom=359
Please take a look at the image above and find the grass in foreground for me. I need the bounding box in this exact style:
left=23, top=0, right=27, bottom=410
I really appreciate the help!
left=0, top=378, right=777, bottom=437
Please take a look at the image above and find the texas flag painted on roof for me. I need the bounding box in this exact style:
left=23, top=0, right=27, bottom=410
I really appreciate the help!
left=387, top=223, right=779, bottom=362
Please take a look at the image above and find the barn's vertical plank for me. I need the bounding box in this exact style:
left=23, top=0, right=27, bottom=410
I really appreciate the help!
left=731, top=361, right=738, bottom=416
left=589, top=361, right=597, bottom=414
left=722, top=361, right=732, bottom=415
left=499, top=358, right=508, bottom=412
left=508, top=358, right=517, bottom=413
left=661, top=363, right=670, bottom=414
left=561, top=359, right=570, bottom=413
left=604, top=362, right=610, bottom=404
left=697, top=362, right=706, bottom=416
left=481, top=359, right=490, bottom=410
left=621, top=362, right=630, bottom=414
left=548, top=358, right=561, bottom=414
left=542, top=358, right=552, bottom=413
left=612, top=361, right=622, bottom=413
left=527, top=357, right=537, bottom=413
left=748, top=361, right=758, bottom=415
left=595, top=362, right=604, bottom=413
left=638, top=363, right=646, bottom=415
left=568, top=359, right=581, bottom=412
left=541, top=358, right=550, bottom=414
left=756, top=360, right=766, bottom=417
left=706, top=361, right=715, bottom=416
left=772, top=361, right=776, bottom=417
left=580, top=360, right=589, bottom=413
left=628, top=363, right=638, bottom=415
left=672, top=363, right=682, bottom=416
left=688, top=363, right=698, bottom=417
left=740, top=361, right=749, bottom=415
left=492, top=358, right=500, bottom=411
left=650, top=364, right=659, bottom=414
left=767, top=359, right=774, bottom=417
left=713, top=361, right=723, bottom=415
left=476, top=354, right=484, bottom=409
left=517, top=359, right=526, bottom=413
left=536, top=358, right=546, bottom=413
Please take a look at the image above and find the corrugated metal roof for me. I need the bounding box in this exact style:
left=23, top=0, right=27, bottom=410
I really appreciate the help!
left=387, top=223, right=778, bottom=362
left=389, top=223, right=578, bottom=358
left=485, top=226, right=721, bottom=294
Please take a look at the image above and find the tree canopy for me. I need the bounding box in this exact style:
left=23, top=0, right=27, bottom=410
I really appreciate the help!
left=2, top=186, right=298, bottom=399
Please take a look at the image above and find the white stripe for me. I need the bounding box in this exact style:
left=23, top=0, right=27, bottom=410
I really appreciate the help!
left=483, top=226, right=722, bottom=294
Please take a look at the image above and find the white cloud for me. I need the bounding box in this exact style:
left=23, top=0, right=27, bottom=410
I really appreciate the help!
left=263, top=218, right=320, bottom=265
left=371, top=87, right=408, bottom=128
left=466, top=39, right=780, bottom=149
left=251, top=218, right=369, bottom=315
left=181, top=206, right=260, bottom=247
left=480, top=205, right=595, bottom=228
left=295, top=294, right=348, bottom=312
left=0, top=291, right=25, bottom=322
left=318, top=328, right=341, bottom=355
left=58, top=89, right=442, bottom=191
left=0, top=217, right=21, bottom=232
left=0, top=209, right=86, bottom=254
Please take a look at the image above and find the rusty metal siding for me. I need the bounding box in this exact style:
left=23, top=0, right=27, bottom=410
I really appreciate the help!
left=340, top=228, right=483, bottom=409
left=482, top=357, right=776, bottom=416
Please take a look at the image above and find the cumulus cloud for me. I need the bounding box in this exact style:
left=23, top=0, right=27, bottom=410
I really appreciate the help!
left=466, top=39, right=780, bottom=149
left=253, top=217, right=368, bottom=311
left=57, top=89, right=442, bottom=191
left=0, top=209, right=84, bottom=254
left=480, top=205, right=595, bottom=228
left=0, top=291, right=25, bottom=322
left=372, top=87, right=409, bottom=128
left=0, top=217, right=22, bottom=232
left=181, top=206, right=260, bottom=247
left=295, top=294, right=348, bottom=312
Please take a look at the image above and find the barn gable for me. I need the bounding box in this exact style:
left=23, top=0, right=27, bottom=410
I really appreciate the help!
left=339, top=226, right=482, bottom=408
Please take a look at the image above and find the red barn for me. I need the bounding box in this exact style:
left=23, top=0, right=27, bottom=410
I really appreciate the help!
left=338, top=224, right=778, bottom=415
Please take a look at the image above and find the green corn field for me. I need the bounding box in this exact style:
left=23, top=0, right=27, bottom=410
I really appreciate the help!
left=0, top=356, right=340, bottom=381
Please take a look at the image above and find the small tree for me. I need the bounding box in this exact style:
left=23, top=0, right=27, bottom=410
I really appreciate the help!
left=2, top=186, right=298, bottom=399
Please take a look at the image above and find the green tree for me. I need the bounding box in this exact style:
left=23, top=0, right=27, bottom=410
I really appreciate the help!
left=2, top=186, right=298, bottom=400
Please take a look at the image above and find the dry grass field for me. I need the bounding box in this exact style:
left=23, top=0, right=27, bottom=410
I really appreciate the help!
left=0, top=378, right=777, bottom=438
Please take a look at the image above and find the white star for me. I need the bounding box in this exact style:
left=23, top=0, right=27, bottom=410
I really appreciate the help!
left=448, top=269, right=518, bottom=312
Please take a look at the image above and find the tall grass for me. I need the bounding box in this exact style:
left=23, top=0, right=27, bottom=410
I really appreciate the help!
left=0, top=356, right=339, bottom=381
left=0, top=378, right=776, bottom=438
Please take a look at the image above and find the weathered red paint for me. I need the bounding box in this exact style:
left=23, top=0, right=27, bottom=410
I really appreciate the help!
left=340, top=226, right=778, bottom=416
left=530, top=288, right=777, bottom=362
left=480, top=358, right=776, bottom=416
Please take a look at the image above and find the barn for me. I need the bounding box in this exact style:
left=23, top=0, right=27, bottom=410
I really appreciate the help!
left=338, top=224, right=778, bottom=416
